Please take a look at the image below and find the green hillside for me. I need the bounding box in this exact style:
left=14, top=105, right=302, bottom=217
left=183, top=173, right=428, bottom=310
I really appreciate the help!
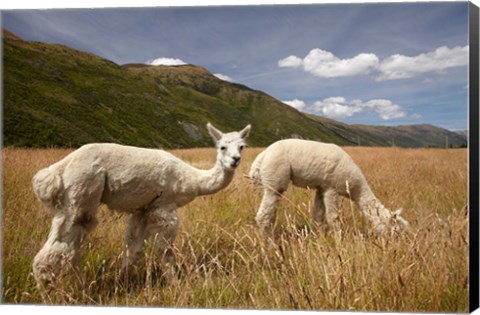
left=2, top=29, right=467, bottom=149
left=2, top=29, right=348, bottom=148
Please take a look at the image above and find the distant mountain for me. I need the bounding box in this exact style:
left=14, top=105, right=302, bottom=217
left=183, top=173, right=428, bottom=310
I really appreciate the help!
left=307, top=114, right=467, bottom=148
left=453, top=129, right=468, bottom=140
left=2, top=29, right=468, bottom=149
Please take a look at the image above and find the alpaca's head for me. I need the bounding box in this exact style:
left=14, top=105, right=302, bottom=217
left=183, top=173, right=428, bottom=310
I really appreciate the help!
left=207, top=122, right=251, bottom=171
left=375, top=208, right=410, bottom=235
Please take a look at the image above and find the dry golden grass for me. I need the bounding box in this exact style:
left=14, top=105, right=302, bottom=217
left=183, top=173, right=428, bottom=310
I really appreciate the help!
left=2, top=146, right=468, bottom=311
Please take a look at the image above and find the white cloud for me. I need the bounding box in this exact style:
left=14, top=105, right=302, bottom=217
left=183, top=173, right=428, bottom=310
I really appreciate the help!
left=279, top=48, right=379, bottom=78
left=214, top=73, right=233, bottom=82
left=278, top=55, right=302, bottom=68
left=147, top=57, right=187, bottom=66
left=376, top=45, right=469, bottom=81
left=313, top=97, right=362, bottom=119
left=278, top=45, right=468, bottom=81
left=363, top=99, right=406, bottom=120
left=282, top=99, right=306, bottom=110
left=295, top=97, right=405, bottom=120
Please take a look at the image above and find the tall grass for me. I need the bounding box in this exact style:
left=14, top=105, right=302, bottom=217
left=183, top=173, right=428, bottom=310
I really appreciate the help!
left=2, top=146, right=468, bottom=312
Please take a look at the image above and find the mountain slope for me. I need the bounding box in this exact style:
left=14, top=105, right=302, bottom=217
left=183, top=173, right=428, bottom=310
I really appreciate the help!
left=3, top=29, right=467, bottom=149
left=3, top=29, right=348, bottom=148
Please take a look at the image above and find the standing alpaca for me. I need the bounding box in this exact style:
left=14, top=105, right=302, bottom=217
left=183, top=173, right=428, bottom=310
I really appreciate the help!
left=32, top=122, right=251, bottom=291
left=249, top=139, right=409, bottom=235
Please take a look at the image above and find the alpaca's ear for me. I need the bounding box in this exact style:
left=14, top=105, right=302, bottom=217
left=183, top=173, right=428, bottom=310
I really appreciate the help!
left=207, top=122, right=223, bottom=142
left=239, top=124, right=251, bottom=139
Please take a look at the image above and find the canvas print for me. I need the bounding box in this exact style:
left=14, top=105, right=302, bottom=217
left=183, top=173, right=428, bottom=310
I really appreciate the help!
left=1, top=1, right=477, bottom=313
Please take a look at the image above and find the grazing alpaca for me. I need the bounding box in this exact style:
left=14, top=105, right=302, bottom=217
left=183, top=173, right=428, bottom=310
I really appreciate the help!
left=249, top=139, right=409, bottom=235
left=32, top=122, right=251, bottom=291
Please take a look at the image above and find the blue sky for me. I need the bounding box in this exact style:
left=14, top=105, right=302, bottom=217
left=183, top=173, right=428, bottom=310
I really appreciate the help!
left=2, top=1, right=471, bottom=130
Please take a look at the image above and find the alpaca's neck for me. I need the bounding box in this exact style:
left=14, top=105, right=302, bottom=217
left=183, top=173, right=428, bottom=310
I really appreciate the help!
left=194, top=161, right=235, bottom=196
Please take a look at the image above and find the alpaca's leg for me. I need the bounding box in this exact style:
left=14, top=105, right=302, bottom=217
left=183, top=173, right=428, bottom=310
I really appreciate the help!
left=33, top=170, right=104, bottom=292
left=33, top=208, right=97, bottom=291
left=255, top=188, right=282, bottom=236
left=122, top=212, right=148, bottom=273
left=311, top=188, right=328, bottom=230
left=33, top=213, right=71, bottom=290
left=121, top=206, right=179, bottom=278
left=145, top=206, right=179, bottom=268
left=324, top=189, right=340, bottom=227
left=70, top=209, right=98, bottom=282
left=311, top=188, right=339, bottom=231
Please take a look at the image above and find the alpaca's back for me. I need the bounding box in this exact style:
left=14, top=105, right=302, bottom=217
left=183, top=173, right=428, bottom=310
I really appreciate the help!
left=253, top=139, right=368, bottom=195
left=90, top=144, right=183, bottom=210
left=32, top=143, right=182, bottom=212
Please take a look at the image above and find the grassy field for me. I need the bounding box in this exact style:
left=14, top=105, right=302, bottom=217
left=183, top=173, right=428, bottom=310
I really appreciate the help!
left=2, top=146, right=469, bottom=312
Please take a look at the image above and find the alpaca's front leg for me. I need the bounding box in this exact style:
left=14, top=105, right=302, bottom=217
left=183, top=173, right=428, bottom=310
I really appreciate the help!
left=145, top=206, right=179, bottom=279
left=122, top=212, right=148, bottom=275
left=324, top=189, right=340, bottom=228
left=311, top=188, right=328, bottom=230
left=255, top=188, right=282, bottom=237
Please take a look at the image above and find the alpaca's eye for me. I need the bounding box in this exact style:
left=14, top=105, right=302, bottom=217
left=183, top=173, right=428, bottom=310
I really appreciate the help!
left=220, top=146, right=226, bottom=151
left=239, top=145, right=244, bottom=151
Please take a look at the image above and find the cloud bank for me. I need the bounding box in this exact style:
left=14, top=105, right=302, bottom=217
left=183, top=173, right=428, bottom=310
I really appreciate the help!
left=312, top=97, right=362, bottom=119
left=279, top=45, right=469, bottom=81
left=284, top=97, right=406, bottom=120
left=279, top=49, right=379, bottom=78
left=376, top=45, right=469, bottom=81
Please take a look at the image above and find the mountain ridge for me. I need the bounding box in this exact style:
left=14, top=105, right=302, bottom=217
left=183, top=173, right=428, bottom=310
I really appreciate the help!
left=2, top=29, right=467, bottom=149
left=306, top=114, right=466, bottom=148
